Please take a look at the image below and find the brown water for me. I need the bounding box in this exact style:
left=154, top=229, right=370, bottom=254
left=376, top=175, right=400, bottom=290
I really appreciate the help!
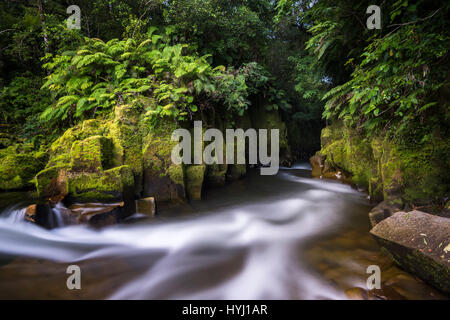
left=0, top=164, right=446, bottom=299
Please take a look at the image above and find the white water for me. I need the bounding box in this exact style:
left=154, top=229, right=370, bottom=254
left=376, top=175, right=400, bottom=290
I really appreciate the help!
left=0, top=166, right=371, bottom=299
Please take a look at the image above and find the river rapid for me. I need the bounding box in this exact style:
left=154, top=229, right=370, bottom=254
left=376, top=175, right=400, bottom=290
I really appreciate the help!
left=0, top=164, right=445, bottom=299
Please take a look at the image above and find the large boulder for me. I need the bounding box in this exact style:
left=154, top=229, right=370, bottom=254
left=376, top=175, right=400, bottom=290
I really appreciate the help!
left=67, top=165, right=135, bottom=203
left=69, top=136, right=115, bottom=173
left=35, top=107, right=142, bottom=205
left=370, top=211, right=450, bottom=293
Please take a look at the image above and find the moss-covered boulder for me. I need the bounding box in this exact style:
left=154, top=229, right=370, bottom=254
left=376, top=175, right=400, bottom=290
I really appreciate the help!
left=370, top=211, right=450, bottom=293
left=0, top=144, right=48, bottom=191
left=70, top=136, right=115, bottom=173
left=185, top=165, right=206, bottom=200
left=35, top=111, right=144, bottom=204
left=67, top=165, right=134, bottom=203
left=35, top=165, right=68, bottom=198
left=142, top=125, right=186, bottom=203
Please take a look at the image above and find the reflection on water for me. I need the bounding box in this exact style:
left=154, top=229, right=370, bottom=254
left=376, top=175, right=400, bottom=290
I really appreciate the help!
left=0, top=164, right=446, bottom=299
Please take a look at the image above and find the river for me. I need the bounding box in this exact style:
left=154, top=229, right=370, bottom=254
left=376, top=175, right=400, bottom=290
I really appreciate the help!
left=0, top=164, right=446, bottom=299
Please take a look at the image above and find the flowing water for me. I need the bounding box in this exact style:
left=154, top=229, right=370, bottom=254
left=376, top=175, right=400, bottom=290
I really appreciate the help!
left=0, top=164, right=446, bottom=299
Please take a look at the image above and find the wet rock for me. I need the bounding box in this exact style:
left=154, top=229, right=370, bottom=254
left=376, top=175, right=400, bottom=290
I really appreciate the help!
left=369, top=198, right=404, bottom=227
left=68, top=202, right=126, bottom=227
left=370, top=210, right=450, bottom=293
left=135, top=197, right=156, bottom=217
left=345, top=287, right=371, bottom=300
left=24, top=203, right=58, bottom=229
left=310, top=154, right=323, bottom=178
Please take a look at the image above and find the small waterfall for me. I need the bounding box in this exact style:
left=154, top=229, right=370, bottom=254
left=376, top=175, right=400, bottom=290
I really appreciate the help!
left=52, top=202, right=66, bottom=227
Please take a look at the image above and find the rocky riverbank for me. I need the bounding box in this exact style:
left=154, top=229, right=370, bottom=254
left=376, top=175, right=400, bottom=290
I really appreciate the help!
left=310, top=122, right=450, bottom=294
left=0, top=103, right=293, bottom=228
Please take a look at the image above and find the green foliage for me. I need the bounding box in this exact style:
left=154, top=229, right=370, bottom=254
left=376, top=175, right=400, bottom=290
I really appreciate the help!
left=164, top=0, right=272, bottom=66
left=40, top=28, right=220, bottom=124
left=0, top=73, right=51, bottom=143
left=321, top=2, right=449, bottom=136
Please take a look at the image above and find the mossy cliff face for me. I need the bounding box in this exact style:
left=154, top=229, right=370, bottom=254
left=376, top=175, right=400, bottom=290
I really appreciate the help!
left=30, top=103, right=294, bottom=205
left=142, top=123, right=186, bottom=203
left=0, top=144, right=48, bottom=191
left=250, top=105, right=292, bottom=166
left=35, top=106, right=140, bottom=203
left=312, top=122, right=449, bottom=204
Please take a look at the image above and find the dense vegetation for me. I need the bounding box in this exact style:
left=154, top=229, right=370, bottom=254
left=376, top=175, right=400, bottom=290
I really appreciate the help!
left=0, top=0, right=448, bottom=184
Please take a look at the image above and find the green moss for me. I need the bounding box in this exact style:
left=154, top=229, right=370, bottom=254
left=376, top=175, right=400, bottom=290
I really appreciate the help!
left=250, top=105, right=291, bottom=163
left=105, top=105, right=143, bottom=193
left=0, top=144, right=48, bottom=191
left=35, top=165, right=68, bottom=198
left=206, top=163, right=227, bottom=187
left=185, top=165, right=206, bottom=200
left=168, top=164, right=185, bottom=187
left=69, top=135, right=115, bottom=173
left=318, top=121, right=448, bottom=203
left=68, top=165, right=134, bottom=202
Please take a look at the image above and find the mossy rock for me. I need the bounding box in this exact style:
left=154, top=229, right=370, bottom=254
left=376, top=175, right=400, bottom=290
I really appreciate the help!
left=35, top=165, right=68, bottom=198
left=249, top=105, right=292, bottom=165
left=206, top=163, right=227, bottom=187
left=227, top=164, right=246, bottom=181
left=67, top=165, right=134, bottom=203
left=70, top=136, right=115, bottom=173
left=185, top=165, right=206, bottom=200
left=142, top=124, right=186, bottom=203
left=107, top=107, right=143, bottom=194
left=0, top=144, right=48, bottom=191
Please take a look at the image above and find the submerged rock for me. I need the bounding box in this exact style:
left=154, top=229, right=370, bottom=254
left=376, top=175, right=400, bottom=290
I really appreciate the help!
left=135, top=197, right=156, bottom=217
left=370, top=210, right=450, bottom=293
